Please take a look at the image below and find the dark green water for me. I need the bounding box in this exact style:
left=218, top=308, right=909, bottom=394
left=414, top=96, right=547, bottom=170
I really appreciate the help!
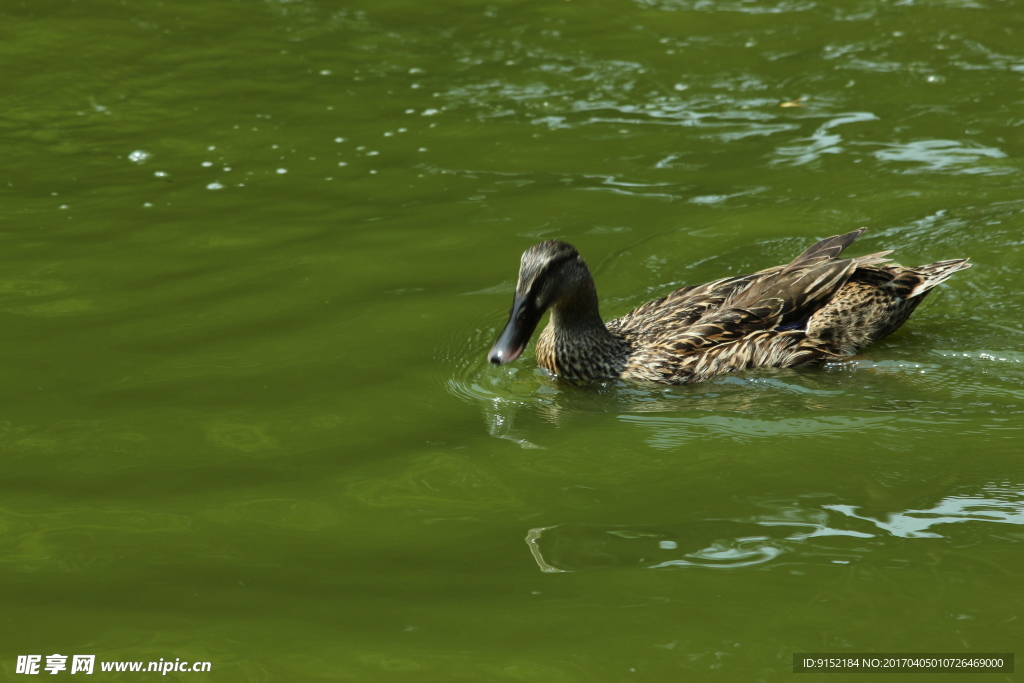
left=2, top=0, right=1023, bottom=680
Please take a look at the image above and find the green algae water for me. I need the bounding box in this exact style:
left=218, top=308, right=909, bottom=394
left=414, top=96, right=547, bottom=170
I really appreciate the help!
left=1, top=0, right=1023, bottom=680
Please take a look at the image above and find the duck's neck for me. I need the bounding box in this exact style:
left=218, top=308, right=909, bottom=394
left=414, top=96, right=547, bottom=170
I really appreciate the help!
left=536, top=287, right=628, bottom=380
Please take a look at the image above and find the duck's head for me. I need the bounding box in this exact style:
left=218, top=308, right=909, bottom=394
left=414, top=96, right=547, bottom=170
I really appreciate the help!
left=488, top=240, right=594, bottom=365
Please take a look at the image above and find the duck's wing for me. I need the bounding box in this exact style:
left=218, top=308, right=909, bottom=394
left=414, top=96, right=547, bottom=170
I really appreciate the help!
left=612, top=229, right=889, bottom=352
left=718, top=228, right=891, bottom=323
left=624, top=256, right=972, bottom=384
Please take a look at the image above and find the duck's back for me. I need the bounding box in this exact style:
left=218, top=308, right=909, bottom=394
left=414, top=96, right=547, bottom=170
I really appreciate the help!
left=604, top=231, right=969, bottom=383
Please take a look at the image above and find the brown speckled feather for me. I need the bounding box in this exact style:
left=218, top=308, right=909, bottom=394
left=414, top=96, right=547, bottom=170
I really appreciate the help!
left=488, top=230, right=971, bottom=384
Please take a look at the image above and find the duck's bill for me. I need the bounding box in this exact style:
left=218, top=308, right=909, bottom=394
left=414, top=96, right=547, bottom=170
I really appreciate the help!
left=488, top=296, right=541, bottom=365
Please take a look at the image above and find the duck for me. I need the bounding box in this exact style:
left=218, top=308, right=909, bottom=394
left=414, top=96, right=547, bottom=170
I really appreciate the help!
left=487, top=229, right=970, bottom=384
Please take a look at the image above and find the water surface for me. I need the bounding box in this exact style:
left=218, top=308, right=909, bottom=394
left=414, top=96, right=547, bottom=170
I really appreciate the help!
left=1, top=0, right=1022, bottom=680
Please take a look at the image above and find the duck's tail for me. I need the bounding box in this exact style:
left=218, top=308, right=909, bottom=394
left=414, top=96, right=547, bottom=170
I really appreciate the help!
left=907, top=259, right=972, bottom=298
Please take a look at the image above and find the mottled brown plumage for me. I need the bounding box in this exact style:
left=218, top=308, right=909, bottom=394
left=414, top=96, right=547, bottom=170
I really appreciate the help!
left=487, top=229, right=971, bottom=384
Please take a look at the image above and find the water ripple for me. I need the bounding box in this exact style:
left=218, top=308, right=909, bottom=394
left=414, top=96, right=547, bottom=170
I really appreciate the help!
left=826, top=489, right=1024, bottom=539
left=871, top=139, right=1013, bottom=175
left=524, top=487, right=1024, bottom=572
